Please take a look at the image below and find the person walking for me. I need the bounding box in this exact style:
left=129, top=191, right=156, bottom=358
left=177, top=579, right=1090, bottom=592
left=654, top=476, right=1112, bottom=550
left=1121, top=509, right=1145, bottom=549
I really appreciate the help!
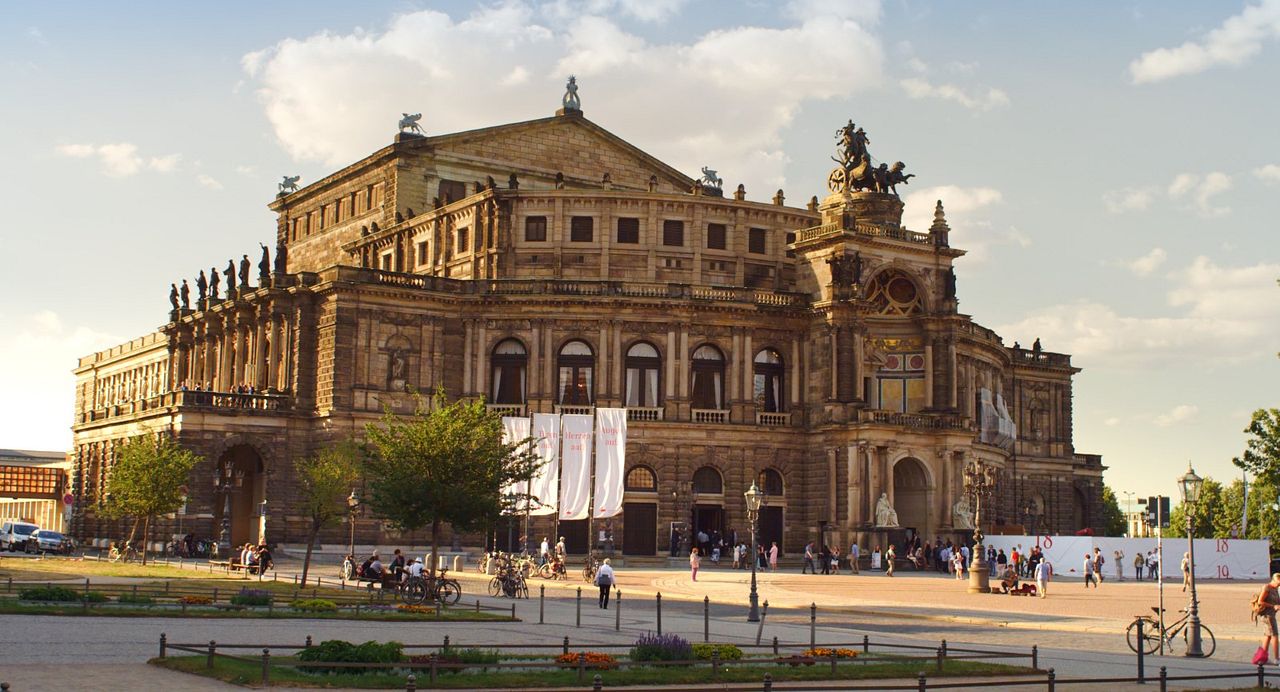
left=1255, top=573, right=1280, bottom=663
left=1083, top=552, right=1097, bottom=588
left=820, top=544, right=831, bottom=575
left=885, top=545, right=896, bottom=577
left=1093, top=548, right=1105, bottom=584
left=1034, top=558, right=1053, bottom=598
left=831, top=544, right=842, bottom=575
left=689, top=547, right=701, bottom=581
left=595, top=558, right=615, bottom=608
left=849, top=543, right=860, bottom=574
left=769, top=542, right=779, bottom=571
left=951, top=549, right=965, bottom=579
left=1134, top=552, right=1145, bottom=581
left=802, top=541, right=816, bottom=574
left=1181, top=552, right=1192, bottom=592
left=540, top=537, right=550, bottom=567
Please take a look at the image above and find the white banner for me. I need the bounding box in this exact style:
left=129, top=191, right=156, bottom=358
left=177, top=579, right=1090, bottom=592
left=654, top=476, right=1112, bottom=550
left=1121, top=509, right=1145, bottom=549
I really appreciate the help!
left=500, top=417, right=531, bottom=513
left=530, top=413, right=560, bottom=516
left=593, top=408, right=626, bottom=518
left=983, top=535, right=1271, bottom=580
left=559, top=414, right=593, bottom=521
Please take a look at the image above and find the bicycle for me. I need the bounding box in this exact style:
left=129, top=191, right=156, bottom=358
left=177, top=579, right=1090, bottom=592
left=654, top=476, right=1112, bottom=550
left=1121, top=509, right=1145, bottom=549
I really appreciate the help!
left=108, top=542, right=138, bottom=563
left=582, top=554, right=600, bottom=583
left=1126, top=606, right=1216, bottom=657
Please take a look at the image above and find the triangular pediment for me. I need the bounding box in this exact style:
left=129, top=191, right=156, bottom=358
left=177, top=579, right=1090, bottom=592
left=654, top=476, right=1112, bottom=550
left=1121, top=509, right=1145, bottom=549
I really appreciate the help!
left=419, top=114, right=693, bottom=193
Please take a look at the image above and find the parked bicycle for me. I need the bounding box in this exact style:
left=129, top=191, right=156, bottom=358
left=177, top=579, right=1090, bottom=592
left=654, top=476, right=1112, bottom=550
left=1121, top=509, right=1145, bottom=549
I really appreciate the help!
left=1126, top=606, right=1216, bottom=657
left=108, top=541, right=138, bottom=563
left=488, top=556, right=529, bottom=599
left=581, top=554, right=600, bottom=583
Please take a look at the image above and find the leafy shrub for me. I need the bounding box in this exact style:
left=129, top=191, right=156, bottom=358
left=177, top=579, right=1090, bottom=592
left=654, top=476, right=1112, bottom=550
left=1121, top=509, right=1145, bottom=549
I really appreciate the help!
left=19, top=586, right=80, bottom=602
left=117, top=593, right=154, bottom=605
left=83, top=591, right=109, bottom=603
left=630, top=632, right=692, bottom=665
left=298, top=640, right=403, bottom=674
left=230, top=588, right=272, bottom=606
left=556, top=652, right=618, bottom=670
left=411, top=646, right=500, bottom=674
left=180, top=595, right=212, bottom=605
left=290, top=598, right=337, bottom=612
left=776, top=654, right=816, bottom=667
left=692, top=643, right=743, bottom=661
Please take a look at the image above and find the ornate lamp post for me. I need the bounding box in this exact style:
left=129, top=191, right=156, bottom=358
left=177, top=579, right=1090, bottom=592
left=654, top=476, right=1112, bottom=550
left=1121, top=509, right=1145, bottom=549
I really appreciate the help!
left=504, top=491, right=517, bottom=553
left=1178, top=463, right=1205, bottom=657
left=744, top=481, right=765, bottom=622
left=963, top=459, right=996, bottom=594
left=213, top=463, right=244, bottom=554
left=346, top=489, right=360, bottom=558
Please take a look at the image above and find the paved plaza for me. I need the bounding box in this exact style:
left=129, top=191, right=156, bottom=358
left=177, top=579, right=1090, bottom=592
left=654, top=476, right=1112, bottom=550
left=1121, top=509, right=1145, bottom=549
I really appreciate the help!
left=0, top=555, right=1273, bottom=690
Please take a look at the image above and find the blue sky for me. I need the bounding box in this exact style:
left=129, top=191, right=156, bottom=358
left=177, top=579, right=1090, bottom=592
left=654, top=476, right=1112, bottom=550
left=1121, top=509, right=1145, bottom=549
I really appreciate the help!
left=1, top=1, right=1277, bottom=503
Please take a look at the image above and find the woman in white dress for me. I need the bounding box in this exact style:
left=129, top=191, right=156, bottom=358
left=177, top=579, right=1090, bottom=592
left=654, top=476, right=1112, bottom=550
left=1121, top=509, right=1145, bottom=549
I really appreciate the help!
left=871, top=545, right=882, bottom=571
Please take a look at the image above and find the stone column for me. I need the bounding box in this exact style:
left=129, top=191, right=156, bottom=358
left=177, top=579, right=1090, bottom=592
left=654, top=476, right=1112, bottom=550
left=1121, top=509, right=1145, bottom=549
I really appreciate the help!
left=924, top=340, right=934, bottom=409
left=742, top=331, right=753, bottom=409
left=461, top=319, right=473, bottom=396
left=828, top=327, right=838, bottom=400
left=254, top=313, right=268, bottom=390
left=266, top=314, right=280, bottom=392
left=665, top=328, right=676, bottom=399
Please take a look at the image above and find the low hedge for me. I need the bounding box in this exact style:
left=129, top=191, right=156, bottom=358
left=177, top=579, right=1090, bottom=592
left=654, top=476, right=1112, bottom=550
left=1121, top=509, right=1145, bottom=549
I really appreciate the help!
left=692, top=643, right=744, bottom=661
left=19, top=586, right=80, bottom=602
left=298, top=640, right=403, bottom=674
left=229, top=588, right=272, bottom=606
left=118, top=593, right=155, bottom=605
left=290, top=598, right=338, bottom=612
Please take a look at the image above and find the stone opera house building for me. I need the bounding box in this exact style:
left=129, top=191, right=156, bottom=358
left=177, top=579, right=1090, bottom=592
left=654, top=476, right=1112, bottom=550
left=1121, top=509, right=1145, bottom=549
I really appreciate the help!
left=69, top=90, right=1104, bottom=556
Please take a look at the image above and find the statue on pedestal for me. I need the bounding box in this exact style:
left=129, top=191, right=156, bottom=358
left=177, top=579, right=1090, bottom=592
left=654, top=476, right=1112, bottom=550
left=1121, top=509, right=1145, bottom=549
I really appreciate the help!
left=195, top=270, right=208, bottom=302
left=274, top=241, right=287, bottom=276
left=398, top=113, right=423, bottom=135
left=179, top=280, right=190, bottom=310
left=239, top=254, right=251, bottom=287
left=278, top=175, right=300, bottom=195
left=209, top=266, right=220, bottom=300
left=875, top=492, right=900, bottom=527
left=223, top=260, right=235, bottom=295
left=952, top=495, right=975, bottom=530
left=562, top=75, right=581, bottom=112
left=258, top=244, right=271, bottom=284
left=168, top=283, right=179, bottom=312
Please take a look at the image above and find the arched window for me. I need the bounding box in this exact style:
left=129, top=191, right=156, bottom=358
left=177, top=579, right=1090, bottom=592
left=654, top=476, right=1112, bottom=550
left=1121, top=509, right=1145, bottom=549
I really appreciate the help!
left=490, top=339, right=527, bottom=405
left=624, top=342, right=661, bottom=407
left=865, top=269, right=923, bottom=315
left=753, top=348, right=785, bottom=413
left=692, top=466, right=723, bottom=495
left=557, top=340, right=595, bottom=405
left=625, top=466, right=657, bottom=492
left=757, top=468, right=784, bottom=496
left=690, top=344, right=725, bottom=410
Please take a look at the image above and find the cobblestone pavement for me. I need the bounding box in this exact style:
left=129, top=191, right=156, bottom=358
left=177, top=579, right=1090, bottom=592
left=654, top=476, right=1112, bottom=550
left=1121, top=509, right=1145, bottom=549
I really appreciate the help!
left=0, top=558, right=1272, bottom=690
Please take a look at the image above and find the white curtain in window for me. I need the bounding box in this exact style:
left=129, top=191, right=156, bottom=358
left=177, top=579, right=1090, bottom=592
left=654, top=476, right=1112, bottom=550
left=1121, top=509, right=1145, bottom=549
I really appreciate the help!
left=518, top=366, right=525, bottom=402
left=492, top=368, right=502, bottom=401
left=771, top=376, right=781, bottom=412
left=583, top=368, right=593, bottom=404
left=712, top=372, right=722, bottom=408
left=626, top=368, right=640, bottom=407
left=646, top=369, right=658, bottom=407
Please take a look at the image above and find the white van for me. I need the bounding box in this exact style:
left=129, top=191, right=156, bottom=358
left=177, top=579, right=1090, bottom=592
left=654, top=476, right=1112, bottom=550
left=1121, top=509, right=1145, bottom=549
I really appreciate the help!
left=0, top=520, right=40, bottom=551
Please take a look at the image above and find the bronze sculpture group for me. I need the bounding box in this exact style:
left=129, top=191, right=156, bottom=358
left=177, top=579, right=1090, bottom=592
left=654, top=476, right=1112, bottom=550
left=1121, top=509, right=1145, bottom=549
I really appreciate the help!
left=167, top=242, right=287, bottom=313
left=828, top=120, right=914, bottom=195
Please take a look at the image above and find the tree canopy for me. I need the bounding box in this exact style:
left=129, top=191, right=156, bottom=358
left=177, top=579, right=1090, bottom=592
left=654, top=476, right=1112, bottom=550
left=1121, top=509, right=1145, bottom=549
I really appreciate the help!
left=1232, top=408, right=1280, bottom=485
left=103, top=432, right=201, bottom=564
left=296, top=439, right=362, bottom=586
left=1100, top=487, right=1126, bottom=536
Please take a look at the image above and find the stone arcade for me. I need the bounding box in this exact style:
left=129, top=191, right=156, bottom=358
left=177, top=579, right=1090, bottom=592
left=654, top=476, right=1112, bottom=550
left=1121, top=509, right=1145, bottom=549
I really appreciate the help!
left=70, top=88, right=1103, bottom=556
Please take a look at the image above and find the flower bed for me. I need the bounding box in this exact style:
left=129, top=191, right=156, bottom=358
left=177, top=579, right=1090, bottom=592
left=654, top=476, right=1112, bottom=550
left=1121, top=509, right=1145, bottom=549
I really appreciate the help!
left=179, top=595, right=212, bottom=605
left=555, top=652, right=618, bottom=670
left=803, top=647, right=858, bottom=659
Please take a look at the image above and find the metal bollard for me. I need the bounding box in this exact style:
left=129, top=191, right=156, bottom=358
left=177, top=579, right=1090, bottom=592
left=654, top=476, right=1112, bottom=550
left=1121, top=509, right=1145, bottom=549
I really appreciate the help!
left=935, top=647, right=943, bottom=673
left=704, top=596, right=710, bottom=642
left=577, top=655, right=586, bottom=682
left=261, top=648, right=270, bottom=685
left=405, top=672, right=417, bottom=691
left=207, top=640, right=216, bottom=669
left=772, top=636, right=778, bottom=656
left=656, top=592, right=662, bottom=635
left=158, top=632, right=167, bottom=659
left=712, top=650, right=721, bottom=675
left=615, top=590, right=621, bottom=631
left=756, top=601, right=769, bottom=645
left=577, top=586, right=582, bottom=627
left=1159, top=666, right=1167, bottom=692
left=1259, top=662, right=1266, bottom=688
left=563, top=636, right=570, bottom=655
left=1047, top=667, right=1056, bottom=692
left=540, top=584, right=545, bottom=624
left=863, top=634, right=870, bottom=654
left=763, top=672, right=773, bottom=691
left=429, top=653, right=438, bottom=685
left=1031, top=644, right=1038, bottom=670
left=1137, top=619, right=1145, bottom=683
left=829, top=654, right=837, bottom=674
left=941, top=639, right=947, bottom=658
left=810, top=602, right=816, bottom=649
left=305, top=635, right=313, bottom=649
left=443, top=635, right=450, bottom=649
left=593, top=673, right=603, bottom=691
left=917, top=671, right=927, bottom=692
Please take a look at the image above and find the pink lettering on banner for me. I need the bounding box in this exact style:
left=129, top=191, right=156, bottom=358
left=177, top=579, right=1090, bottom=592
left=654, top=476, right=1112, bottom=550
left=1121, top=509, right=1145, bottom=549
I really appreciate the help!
left=1217, top=539, right=1229, bottom=553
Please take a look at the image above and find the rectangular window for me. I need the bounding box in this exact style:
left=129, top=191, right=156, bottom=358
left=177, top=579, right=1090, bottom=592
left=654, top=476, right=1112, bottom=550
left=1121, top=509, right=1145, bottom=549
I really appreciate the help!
left=617, top=217, right=640, bottom=244
left=525, top=216, right=547, bottom=242
left=706, top=223, right=726, bottom=250
left=663, top=220, right=684, bottom=246
left=570, top=216, right=594, bottom=242
left=457, top=227, right=469, bottom=253
left=438, top=179, right=466, bottom=205
left=416, top=241, right=428, bottom=265
left=379, top=252, right=393, bottom=271
left=748, top=228, right=767, bottom=254
left=785, top=232, right=796, bottom=258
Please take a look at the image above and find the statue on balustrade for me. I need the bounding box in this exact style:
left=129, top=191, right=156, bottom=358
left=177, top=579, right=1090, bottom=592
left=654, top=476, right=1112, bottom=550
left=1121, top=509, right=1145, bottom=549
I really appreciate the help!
left=195, top=270, right=208, bottom=302
left=179, top=280, right=190, bottom=310
left=875, top=492, right=900, bottom=527
left=168, top=283, right=179, bottom=312
left=239, top=254, right=251, bottom=287
left=223, top=260, right=235, bottom=295
left=209, top=266, right=220, bottom=300
left=274, top=241, right=287, bottom=275
left=258, top=244, right=270, bottom=284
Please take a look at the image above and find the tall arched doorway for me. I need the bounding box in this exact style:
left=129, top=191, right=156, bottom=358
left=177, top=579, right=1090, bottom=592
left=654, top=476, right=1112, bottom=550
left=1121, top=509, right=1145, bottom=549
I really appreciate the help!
left=1072, top=486, right=1088, bottom=532
left=691, top=466, right=724, bottom=556
left=892, top=458, right=929, bottom=533
left=214, top=445, right=266, bottom=547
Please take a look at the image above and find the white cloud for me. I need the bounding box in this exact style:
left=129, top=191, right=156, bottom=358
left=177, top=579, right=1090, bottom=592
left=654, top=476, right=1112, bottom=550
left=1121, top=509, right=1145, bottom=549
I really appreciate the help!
left=55, top=142, right=181, bottom=177
left=1103, top=186, right=1158, bottom=213
left=1255, top=163, right=1280, bottom=184
left=196, top=174, right=223, bottom=190
left=1129, top=0, right=1280, bottom=83
left=1167, top=171, right=1232, bottom=217
left=995, top=256, right=1280, bottom=368
left=1104, top=417, right=1121, bottom=427
left=235, top=165, right=257, bottom=176
left=242, top=3, right=884, bottom=196
left=0, top=311, right=123, bottom=451
left=1154, top=404, right=1199, bottom=427
left=784, top=0, right=882, bottom=23
left=26, top=27, right=47, bottom=44
left=543, top=0, right=690, bottom=23
left=902, top=185, right=1008, bottom=263
left=1125, top=247, right=1167, bottom=277
left=900, top=77, right=1009, bottom=111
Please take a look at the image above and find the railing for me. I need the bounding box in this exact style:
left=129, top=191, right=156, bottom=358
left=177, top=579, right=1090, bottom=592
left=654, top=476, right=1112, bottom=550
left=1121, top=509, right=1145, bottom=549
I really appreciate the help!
left=1010, top=348, right=1073, bottom=368
left=793, top=220, right=933, bottom=247
left=625, top=407, right=663, bottom=422
left=486, top=403, right=526, bottom=417
left=756, top=412, right=791, bottom=426
left=859, top=409, right=970, bottom=430
left=172, top=390, right=292, bottom=412
left=555, top=405, right=594, bottom=416
left=691, top=408, right=728, bottom=424
left=793, top=222, right=840, bottom=243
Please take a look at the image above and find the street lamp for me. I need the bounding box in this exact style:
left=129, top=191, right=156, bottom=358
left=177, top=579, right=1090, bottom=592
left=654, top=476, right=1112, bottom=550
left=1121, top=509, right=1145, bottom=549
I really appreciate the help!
left=213, top=463, right=244, bottom=554
left=963, top=459, right=996, bottom=594
left=346, top=489, right=360, bottom=558
left=504, top=491, right=517, bottom=553
left=744, top=481, right=765, bottom=622
left=1178, top=463, right=1205, bottom=657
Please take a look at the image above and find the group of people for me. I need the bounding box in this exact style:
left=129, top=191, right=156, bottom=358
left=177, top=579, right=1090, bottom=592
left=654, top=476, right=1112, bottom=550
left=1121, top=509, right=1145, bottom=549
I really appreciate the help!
left=233, top=542, right=273, bottom=573
left=356, top=548, right=426, bottom=581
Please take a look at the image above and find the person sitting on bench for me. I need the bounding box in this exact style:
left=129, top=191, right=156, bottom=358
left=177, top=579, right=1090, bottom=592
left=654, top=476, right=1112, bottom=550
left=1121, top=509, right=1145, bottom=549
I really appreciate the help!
left=364, top=552, right=385, bottom=581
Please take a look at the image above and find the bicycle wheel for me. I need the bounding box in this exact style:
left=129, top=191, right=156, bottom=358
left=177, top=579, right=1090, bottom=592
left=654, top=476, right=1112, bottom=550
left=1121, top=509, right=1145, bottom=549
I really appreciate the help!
left=439, top=580, right=462, bottom=605
left=582, top=565, right=593, bottom=582
left=488, top=576, right=502, bottom=597
left=405, top=579, right=428, bottom=604
left=537, top=563, right=552, bottom=579
left=502, top=578, right=516, bottom=599
left=1181, top=624, right=1216, bottom=658
left=1126, top=617, right=1161, bottom=655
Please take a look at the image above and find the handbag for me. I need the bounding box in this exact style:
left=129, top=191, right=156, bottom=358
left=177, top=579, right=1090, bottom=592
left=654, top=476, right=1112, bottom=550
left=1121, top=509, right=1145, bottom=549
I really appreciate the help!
left=1252, top=646, right=1269, bottom=665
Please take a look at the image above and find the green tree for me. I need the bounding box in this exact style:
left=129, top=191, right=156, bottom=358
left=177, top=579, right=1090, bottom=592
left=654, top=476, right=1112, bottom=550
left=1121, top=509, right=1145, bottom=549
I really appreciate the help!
left=1233, top=409, right=1280, bottom=485
left=102, top=433, right=201, bottom=565
left=1166, top=477, right=1225, bottom=539
left=1100, top=487, right=1127, bottom=536
left=363, top=393, right=541, bottom=574
left=296, top=439, right=362, bottom=587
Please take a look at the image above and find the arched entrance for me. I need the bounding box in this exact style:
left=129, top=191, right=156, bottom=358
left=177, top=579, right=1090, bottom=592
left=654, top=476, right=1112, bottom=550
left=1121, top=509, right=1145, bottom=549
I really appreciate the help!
left=1072, top=486, right=1088, bottom=532
left=691, top=466, right=724, bottom=556
left=892, top=458, right=929, bottom=534
left=214, top=445, right=266, bottom=547
left=622, top=466, right=658, bottom=556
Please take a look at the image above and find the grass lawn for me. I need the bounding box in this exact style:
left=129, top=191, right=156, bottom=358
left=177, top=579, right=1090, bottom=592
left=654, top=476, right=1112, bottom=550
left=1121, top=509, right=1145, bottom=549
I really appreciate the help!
left=154, top=654, right=1034, bottom=688
left=0, top=600, right=513, bottom=622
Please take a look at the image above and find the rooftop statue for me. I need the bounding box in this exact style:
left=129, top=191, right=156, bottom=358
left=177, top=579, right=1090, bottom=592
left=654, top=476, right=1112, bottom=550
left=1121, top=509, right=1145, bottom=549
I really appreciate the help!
left=827, top=120, right=912, bottom=196
left=169, top=283, right=179, bottom=312
left=278, top=175, right=300, bottom=195
left=562, top=76, right=581, bottom=112
left=195, top=270, right=208, bottom=302
left=698, top=166, right=723, bottom=190
left=179, top=280, right=191, bottom=310
left=209, top=266, right=220, bottom=300
left=399, top=112, right=424, bottom=135
left=258, top=244, right=271, bottom=284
